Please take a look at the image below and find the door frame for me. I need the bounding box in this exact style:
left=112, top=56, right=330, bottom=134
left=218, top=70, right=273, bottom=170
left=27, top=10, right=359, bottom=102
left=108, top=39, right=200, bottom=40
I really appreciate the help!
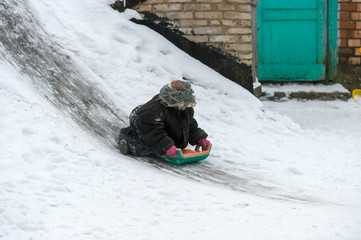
left=327, top=0, right=338, bottom=80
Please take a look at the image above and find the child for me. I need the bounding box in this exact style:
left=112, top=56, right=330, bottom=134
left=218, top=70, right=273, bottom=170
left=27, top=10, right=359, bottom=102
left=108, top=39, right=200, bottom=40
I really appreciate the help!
left=118, top=80, right=210, bottom=157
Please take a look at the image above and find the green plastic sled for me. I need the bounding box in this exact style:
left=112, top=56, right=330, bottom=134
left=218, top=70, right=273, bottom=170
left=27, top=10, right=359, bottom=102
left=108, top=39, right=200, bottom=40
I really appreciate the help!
left=154, top=143, right=212, bottom=165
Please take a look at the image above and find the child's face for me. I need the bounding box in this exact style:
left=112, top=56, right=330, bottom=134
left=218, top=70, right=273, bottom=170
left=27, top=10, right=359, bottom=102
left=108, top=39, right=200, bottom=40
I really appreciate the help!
left=177, top=104, right=187, bottom=111
left=177, top=102, right=191, bottom=111
left=176, top=101, right=196, bottom=111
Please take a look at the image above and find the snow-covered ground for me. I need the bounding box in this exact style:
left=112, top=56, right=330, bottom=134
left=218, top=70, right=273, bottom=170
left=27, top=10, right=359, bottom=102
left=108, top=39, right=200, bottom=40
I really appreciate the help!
left=262, top=83, right=350, bottom=95
left=1, top=0, right=361, bottom=239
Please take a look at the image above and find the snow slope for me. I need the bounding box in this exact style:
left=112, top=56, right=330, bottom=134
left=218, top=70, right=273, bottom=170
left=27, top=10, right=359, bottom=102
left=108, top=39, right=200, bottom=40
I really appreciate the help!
left=1, top=0, right=361, bottom=239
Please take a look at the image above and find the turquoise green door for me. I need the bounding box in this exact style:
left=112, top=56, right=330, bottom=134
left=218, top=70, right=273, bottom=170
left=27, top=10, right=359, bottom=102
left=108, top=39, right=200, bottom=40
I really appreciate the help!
left=257, top=0, right=327, bottom=81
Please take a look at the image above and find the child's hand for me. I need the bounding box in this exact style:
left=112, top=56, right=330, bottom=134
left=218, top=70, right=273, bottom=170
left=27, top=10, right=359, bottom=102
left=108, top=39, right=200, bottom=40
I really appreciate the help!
left=198, top=138, right=210, bottom=149
left=165, top=145, right=178, bottom=157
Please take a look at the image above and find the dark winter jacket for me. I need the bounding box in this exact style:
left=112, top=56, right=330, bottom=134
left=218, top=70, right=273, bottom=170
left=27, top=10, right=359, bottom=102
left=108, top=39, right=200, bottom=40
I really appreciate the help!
left=123, top=94, right=208, bottom=155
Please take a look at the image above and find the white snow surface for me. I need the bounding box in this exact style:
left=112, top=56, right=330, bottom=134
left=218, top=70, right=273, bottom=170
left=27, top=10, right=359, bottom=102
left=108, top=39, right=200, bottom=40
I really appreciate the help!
left=262, top=83, right=350, bottom=95
left=1, top=0, right=361, bottom=239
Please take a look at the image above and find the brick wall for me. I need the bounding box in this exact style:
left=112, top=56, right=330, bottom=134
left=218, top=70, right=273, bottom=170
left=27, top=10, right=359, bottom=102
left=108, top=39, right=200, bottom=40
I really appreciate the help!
left=339, top=0, right=361, bottom=65
left=134, top=0, right=253, bottom=65
left=337, top=0, right=361, bottom=90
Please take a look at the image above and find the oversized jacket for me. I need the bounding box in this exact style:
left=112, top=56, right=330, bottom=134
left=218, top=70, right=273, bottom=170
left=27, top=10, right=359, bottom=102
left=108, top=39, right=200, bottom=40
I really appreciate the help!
left=122, top=94, right=208, bottom=155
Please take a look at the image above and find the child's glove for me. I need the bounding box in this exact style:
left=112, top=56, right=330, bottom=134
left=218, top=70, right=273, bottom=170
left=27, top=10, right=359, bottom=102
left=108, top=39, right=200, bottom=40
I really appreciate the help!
left=165, top=145, right=178, bottom=157
left=198, top=138, right=210, bottom=149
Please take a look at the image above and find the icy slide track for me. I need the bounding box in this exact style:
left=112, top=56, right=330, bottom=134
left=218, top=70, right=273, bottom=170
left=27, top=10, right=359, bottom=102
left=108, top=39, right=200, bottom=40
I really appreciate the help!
left=0, top=0, right=312, bottom=203
left=0, top=0, right=128, bottom=147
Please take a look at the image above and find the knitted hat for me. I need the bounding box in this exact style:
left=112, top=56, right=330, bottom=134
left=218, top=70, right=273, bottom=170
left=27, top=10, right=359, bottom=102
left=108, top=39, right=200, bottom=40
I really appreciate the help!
left=159, top=80, right=196, bottom=109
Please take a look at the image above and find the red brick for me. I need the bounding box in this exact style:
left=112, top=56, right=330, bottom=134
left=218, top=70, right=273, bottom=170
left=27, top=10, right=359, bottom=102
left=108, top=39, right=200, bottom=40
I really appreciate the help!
left=352, top=30, right=361, bottom=37
left=348, top=39, right=361, bottom=47
left=358, top=4, right=361, bottom=10
left=341, top=39, right=348, bottom=47
left=340, top=3, right=356, bottom=11
left=340, top=11, right=350, bottom=20
left=351, top=12, right=361, bottom=20
left=355, top=48, right=361, bottom=56
left=340, top=30, right=348, bottom=38
left=339, top=48, right=354, bottom=55
left=357, top=22, right=361, bottom=29
left=339, top=57, right=347, bottom=64
left=340, top=20, right=356, bottom=29
left=348, top=57, right=361, bottom=64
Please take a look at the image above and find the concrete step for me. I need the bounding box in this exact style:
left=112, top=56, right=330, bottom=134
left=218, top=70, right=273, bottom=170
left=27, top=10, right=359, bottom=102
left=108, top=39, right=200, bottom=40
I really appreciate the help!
left=259, top=83, right=351, bottom=101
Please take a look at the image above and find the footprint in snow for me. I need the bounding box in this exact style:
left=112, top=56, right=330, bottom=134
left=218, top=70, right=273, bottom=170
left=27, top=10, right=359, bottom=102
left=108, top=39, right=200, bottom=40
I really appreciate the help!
left=287, top=168, right=303, bottom=175
left=21, top=128, right=36, bottom=136
left=48, top=136, right=61, bottom=144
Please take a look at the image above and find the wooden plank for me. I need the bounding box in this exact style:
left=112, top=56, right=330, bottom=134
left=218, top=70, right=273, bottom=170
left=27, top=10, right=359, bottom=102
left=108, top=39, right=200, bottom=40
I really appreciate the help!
left=327, top=0, right=338, bottom=80
left=263, top=9, right=318, bottom=20
left=263, top=0, right=317, bottom=9
left=258, top=64, right=326, bottom=81
left=317, top=0, right=327, bottom=66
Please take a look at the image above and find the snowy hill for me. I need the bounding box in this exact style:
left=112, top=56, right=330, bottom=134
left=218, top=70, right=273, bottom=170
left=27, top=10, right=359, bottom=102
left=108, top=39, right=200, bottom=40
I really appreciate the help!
left=1, top=0, right=361, bottom=239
